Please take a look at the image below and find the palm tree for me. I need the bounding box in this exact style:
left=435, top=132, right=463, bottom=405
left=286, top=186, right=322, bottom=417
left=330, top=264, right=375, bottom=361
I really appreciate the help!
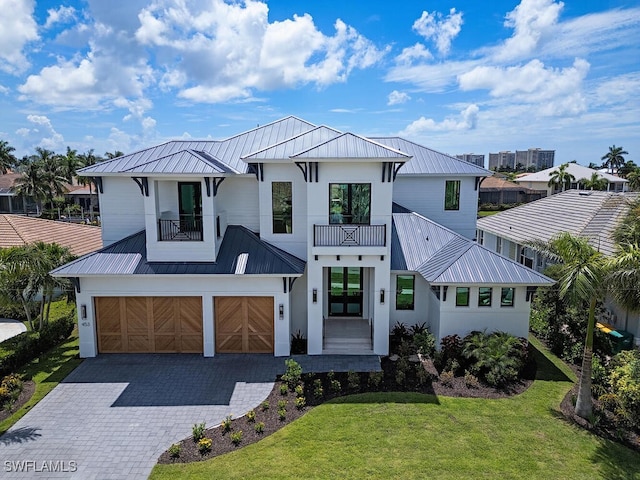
left=12, top=161, right=47, bottom=214
left=528, top=232, right=606, bottom=419
left=61, top=146, right=80, bottom=184
left=31, top=148, right=68, bottom=210
left=78, top=149, right=102, bottom=219
left=627, top=170, right=640, bottom=192
left=601, top=145, right=628, bottom=174
left=0, top=139, right=17, bottom=174
left=0, top=246, right=39, bottom=329
left=547, top=163, right=576, bottom=193
left=104, top=150, right=124, bottom=159
left=607, top=244, right=640, bottom=317
left=580, top=172, right=608, bottom=191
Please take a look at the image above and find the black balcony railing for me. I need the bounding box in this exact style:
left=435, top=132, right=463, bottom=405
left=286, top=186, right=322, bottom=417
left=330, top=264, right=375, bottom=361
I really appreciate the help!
left=314, top=224, right=386, bottom=247
left=158, top=215, right=203, bottom=241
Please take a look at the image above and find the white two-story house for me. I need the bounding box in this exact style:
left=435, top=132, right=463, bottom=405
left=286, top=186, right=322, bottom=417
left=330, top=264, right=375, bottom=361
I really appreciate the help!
left=53, top=116, right=552, bottom=358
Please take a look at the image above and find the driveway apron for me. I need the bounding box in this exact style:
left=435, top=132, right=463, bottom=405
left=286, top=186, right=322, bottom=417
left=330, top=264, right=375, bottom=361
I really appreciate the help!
left=0, top=353, right=380, bottom=479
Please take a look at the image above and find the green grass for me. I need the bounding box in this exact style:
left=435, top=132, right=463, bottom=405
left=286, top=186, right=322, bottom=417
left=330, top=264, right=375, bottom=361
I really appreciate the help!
left=150, top=337, right=640, bottom=480
left=0, top=331, right=82, bottom=435
left=477, top=210, right=501, bottom=217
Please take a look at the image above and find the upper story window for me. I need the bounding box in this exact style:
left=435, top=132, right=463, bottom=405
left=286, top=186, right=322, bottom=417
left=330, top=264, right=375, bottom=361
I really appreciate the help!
left=329, top=183, right=370, bottom=224
left=272, top=182, right=292, bottom=234
left=477, top=230, right=484, bottom=245
left=444, top=180, right=460, bottom=211
left=396, top=275, right=415, bottom=310
left=456, top=287, right=470, bottom=306
left=496, top=236, right=502, bottom=254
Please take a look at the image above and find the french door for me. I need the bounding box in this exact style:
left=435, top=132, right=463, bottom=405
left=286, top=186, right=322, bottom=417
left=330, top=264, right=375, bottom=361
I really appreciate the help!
left=328, top=267, right=363, bottom=316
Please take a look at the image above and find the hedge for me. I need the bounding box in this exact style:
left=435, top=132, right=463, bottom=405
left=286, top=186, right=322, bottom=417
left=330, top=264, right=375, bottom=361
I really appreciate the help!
left=0, top=305, right=75, bottom=378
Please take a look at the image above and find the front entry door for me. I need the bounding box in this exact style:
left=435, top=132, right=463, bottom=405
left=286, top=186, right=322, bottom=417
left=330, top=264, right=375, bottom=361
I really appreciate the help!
left=329, top=267, right=363, bottom=316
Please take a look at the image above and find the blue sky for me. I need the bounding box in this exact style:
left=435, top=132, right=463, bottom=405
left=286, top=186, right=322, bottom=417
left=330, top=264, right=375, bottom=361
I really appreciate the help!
left=1, top=0, right=638, bottom=167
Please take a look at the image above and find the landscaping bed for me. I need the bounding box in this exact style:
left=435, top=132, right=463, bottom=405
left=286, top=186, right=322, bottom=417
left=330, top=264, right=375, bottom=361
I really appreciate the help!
left=0, top=378, right=35, bottom=422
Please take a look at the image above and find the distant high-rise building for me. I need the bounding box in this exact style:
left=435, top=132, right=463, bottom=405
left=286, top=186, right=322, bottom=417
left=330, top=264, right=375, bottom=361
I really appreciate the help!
left=515, top=148, right=555, bottom=170
left=455, top=153, right=485, bottom=167
left=488, top=151, right=516, bottom=170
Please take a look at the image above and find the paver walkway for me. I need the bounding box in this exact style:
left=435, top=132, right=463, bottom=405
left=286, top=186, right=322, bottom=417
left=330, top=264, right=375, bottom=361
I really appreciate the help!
left=0, top=354, right=380, bottom=479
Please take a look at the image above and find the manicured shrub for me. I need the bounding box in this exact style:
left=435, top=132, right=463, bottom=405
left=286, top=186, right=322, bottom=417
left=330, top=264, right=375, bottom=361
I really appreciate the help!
left=368, top=371, right=383, bottom=388
left=168, top=443, right=181, bottom=458
left=230, top=431, right=243, bottom=446
left=415, top=365, right=429, bottom=386
left=281, top=359, right=302, bottom=390
left=330, top=379, right=341, bottom=393
left=278, top=408, right=286, bottom=421
left=0, top=373, right=23, bottom=409
left=290, top=330, right=307, bottom=354
left=391, top=321, right=410, bottom=339
left=261, top=401, right=269, bottom=411
left=414, top=330, right=436, bottom=358
left=254, top=421, right=265, bottom=434
left=294, top=384, right=304, bottom=397
left=313, top=379, right=324, bottom=398
left=440, top=370, right=454, bottom=387
left=280, top=383, right=289, bottom=395
left=277, top=399, right=287, bottom=410
left=461, top=331, right=526, bottom=387
left=410, top=322, right=428, bottom=335
left=295, top=396, right=306, bottom=409
left=192, top=422, right=206, bottom=442
left=347, top=371, right=360, bottom=391
left=440, top=334, right=462, bottom=366
left=221, top=415, right=233, bottom=432
left=246, top=410, right=256, bottom=422
left=608, top=350, right=640, bottom=429
left=464, top=371, right=480, bottom=389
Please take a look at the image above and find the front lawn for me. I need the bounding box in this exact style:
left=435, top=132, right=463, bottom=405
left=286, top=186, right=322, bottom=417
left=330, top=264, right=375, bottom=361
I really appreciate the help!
left=151, top=338, right=640, bottom=480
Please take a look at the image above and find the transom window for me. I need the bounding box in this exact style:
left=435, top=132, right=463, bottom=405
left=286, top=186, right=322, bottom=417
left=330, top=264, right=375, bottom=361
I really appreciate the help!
left=478, top=287, right=492, bottom=307
left=396, top=275, right=415, bottom=310
left=329, top=183, right=371, bottom=224
left=444, top=180, right=460, bottom=211
left=272, top=182, right=292, bottom=234
left=501, top=287, right=515, bottom=307
left=456, top=287, right=470, bottom=306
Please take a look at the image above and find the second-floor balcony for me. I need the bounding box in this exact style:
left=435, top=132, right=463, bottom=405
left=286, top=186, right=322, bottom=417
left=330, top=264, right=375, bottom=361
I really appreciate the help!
left=158, top=215, right=203, bottom=241
left=314, top=224, right=386, bottom=247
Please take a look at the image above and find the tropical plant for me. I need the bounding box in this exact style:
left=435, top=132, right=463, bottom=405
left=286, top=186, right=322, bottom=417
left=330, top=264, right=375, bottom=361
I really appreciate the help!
left=104, top=150, right=124, bottom=159
left=617, top=160, right=638, bottom=179
left=12, top=161, right=47, bottom=213
left=613, top=198, right=640, bottom=245
left=547, top=163, right=576, bottom=192
left=0, top=139, right=17, bottom=174
left=601, top=145, right=628, bottom=174
left=606, top=244, right=640, bottom=317
left=580, top=172, right=608, bottom=191
left=461, top=331, right=526, bottom=386
left=627, top=170, right=640, bottom=191
left=77, top=149, right=102, bottom=219
left=527, top=232, right=606, bottom=418
left=60, top=146, right=80, bottom=184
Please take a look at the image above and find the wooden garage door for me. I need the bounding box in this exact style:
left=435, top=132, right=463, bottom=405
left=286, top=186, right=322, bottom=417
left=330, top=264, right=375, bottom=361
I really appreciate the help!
left=215, top=297, right=274, bottom=353
left=95, top=297, right=203, bottom=353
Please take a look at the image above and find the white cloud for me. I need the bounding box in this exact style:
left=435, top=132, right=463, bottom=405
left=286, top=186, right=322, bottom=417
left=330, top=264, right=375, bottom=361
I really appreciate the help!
left=458, top=58, right=589, bottom=114
left=387, top=90, right=410, bottom=106
left=44, top=5, right=76, bottom=29
left=592, top=72, right=640, bottom=107
left=16, top=115, right=65, bottom=151
left=412, top=8, right=463, bottom=56
left=493, top=0, right=563, bottom=62
left=0, top=0, right=38, bottom=74
left=0, top=85, right=9, bottom=95
left=135, top=0, right=388, bottom=103
left=395, top=43, right=433, bottom=65
left=400, top=104, right=479, bottom=136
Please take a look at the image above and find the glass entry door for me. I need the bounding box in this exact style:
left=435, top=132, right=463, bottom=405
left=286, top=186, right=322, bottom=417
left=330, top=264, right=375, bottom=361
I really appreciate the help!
left=329, top=267, right=363, bottom=316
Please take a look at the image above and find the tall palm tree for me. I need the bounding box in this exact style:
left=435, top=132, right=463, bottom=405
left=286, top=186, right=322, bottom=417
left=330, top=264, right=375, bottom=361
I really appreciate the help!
left=607, top=244, right=640, bottom=317
left=0, top=139, right=17, bottom=174
left=78, top=149, right=102, bottom=219
left=104, top=150, right=124, bottom=159
left=626, top=170, right=640, bottom=192
left=0, top=246, right=38, bottom=329
left=601, top=145, right=628, bottom=174
left=61, top=146, right=80, bottom=184
left=547, top=163, right=576, bottom=193
left=528, top=232, right=606, bottom=419
left=580, top=172, right=608, bottom=191
left=31, top=147, right=68, bottom=210
left=12, top=162, right=47, bottom=214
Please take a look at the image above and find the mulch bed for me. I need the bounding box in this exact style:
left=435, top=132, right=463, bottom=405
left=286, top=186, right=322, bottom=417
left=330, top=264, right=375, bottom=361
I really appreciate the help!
left=0, top=380, right=35, bottom=422
left=158, top=355, right=535, bottom=464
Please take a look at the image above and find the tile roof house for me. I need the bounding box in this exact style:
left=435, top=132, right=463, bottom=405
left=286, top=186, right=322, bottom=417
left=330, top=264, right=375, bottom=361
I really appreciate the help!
left=0, top=214, right=103, bottom=256
left=479, top=175, right=545, bottom=205
left=515, top=163, right=628, bottom=196
left=477, top=190, right=640, bottom=345
left=52, top=116, right=553, bottom=358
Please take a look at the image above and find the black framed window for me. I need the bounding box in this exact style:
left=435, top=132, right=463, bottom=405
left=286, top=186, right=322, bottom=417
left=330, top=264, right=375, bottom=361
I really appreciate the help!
left=478, top=287, right=492, bottom=307
left=329, top=183, right=371, bottom=224
left=456, top=287, right=470, bottom=306
left=396, top=275, right=415, bottom=310
left=444, top=180, right=460, bottom=210
left=501, top=287, right=515, bottom=307
left=272, top=182, right=292, bottom=234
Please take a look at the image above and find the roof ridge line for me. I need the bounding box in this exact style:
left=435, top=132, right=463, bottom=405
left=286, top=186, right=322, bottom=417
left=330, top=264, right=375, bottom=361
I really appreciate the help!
left=471, top=241, right=552, bottom=282
left=240, top=125, right=342, bottom=159
left=291, top=132, right=411, bottom=159
left=218, top=116, right=317, bottom=145
left=231, top=225, right=304, bottom=271
left=418, top=239, right=473, bottom=281
left=4, top=215, right=27, bottom=245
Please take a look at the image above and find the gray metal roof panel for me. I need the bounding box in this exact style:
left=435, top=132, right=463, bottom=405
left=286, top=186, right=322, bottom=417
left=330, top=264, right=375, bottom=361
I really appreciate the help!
left=51, top=226, right=305, bottom=276
left=291, top=133, right=411, bottom=160
left=477, top=191, right=639, bottom=257
left=121, top=150, right=231, bottom=175
left=372, top=137, right=491, bottom=176
left=241, top=126, right=342, bottom=160
left=392, top=211, right=553, bottom=285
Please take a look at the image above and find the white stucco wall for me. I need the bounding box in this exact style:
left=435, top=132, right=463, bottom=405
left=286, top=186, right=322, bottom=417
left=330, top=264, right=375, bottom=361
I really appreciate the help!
left=99, top=177, right=145, bottom=246
left=393, top=176, right=479, bottom=239
left=390, top=272, right=431, bottom=330
left=75, top=275, right=292, bottom=358
left=215, top=176, right=260, bottom=233
left=436, top=285, right=531, bottom=344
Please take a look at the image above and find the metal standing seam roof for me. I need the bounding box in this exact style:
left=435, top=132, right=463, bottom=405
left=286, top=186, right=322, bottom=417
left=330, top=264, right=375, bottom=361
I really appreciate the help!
left=119, top=149, right=238, bottom=175
left=291, top=133, right=411, bottom=160
left=515, top=163, right=628, bottom=184
left=477, top=190, right=639, bottom=257
left=51, top=225, right=306, bottom=277
left=391, top=210, right=553, bottom=285
left=372, top=137, right=491, bottom=176
left=78, top=116, right=317, bottom=176
left=241, top=126, right=342, bottom=160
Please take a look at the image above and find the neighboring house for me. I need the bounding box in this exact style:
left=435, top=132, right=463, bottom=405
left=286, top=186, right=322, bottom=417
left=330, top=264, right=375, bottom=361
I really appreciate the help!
left=64, top=185, right=100, bottom=216
left=0, top=214, right=103, bottom=256
left=515, top=163, right=628, bottom=196
left=477, top=190, right=640, bottom=346
left=0, top=173, right=29, bottom=214
left=52, top=116, right=552, bottom=358
left=479, top=175, right=545, bottom=205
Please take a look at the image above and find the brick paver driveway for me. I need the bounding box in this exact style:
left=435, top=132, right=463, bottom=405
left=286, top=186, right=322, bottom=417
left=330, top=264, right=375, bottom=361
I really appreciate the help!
left=0, top=354, right=380, bottom=479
